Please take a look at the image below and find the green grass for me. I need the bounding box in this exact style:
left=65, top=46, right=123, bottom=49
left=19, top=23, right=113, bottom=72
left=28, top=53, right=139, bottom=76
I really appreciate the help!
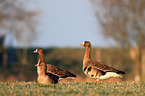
left=0, top=81, right=145, bottom=96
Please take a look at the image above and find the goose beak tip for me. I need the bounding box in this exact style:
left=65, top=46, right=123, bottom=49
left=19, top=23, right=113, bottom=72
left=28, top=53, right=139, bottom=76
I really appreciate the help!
left=80, top=44, right=84, bottom=46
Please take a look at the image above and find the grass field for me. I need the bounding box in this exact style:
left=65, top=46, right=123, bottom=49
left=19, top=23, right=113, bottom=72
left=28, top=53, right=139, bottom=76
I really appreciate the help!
left=0, top=81, right=145, bottom=96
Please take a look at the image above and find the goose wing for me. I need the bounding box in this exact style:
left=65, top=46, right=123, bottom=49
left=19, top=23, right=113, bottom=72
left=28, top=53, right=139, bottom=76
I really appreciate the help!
left=46, top=64, right=76, bottom=78
left=46, top=73, right=59, bottom=84
left=89, top=61, right=125, bottom=74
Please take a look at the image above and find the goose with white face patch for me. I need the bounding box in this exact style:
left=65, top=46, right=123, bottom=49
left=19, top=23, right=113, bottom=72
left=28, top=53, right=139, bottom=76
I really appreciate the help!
left=80, top=41, right=125, bottom=83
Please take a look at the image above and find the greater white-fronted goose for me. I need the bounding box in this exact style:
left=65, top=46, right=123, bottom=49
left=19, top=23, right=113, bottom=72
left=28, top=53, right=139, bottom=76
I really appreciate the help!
left=33, top=48, right=76, bottom=80
left=35, top=60, right=59, bottom=84
left=80, top=41, right=125, bottom=83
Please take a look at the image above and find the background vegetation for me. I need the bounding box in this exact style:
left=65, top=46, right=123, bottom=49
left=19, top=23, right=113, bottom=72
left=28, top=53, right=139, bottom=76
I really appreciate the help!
left=0, top=47, right=133, bottom=82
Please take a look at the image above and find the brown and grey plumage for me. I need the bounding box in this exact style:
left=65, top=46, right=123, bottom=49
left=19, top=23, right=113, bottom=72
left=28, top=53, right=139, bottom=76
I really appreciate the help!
left=33, top=48, right=76, bottom=80
left=35, top=60, right=59, bottom=84
left=80, top=41, right=125, bottom=83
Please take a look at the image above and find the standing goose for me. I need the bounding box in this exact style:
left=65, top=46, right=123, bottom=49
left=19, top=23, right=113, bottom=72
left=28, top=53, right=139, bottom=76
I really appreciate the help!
left=80, top=41, right=125, bottom=83
left=35, top=60, right=59, bottom=84
left=33, top=48, right=76, bottom=80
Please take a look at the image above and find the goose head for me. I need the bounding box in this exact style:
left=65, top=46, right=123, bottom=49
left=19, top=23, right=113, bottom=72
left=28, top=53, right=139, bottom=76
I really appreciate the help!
left=33, top=48, right=44, bottom=58
left=33, top=48, right=43, bottom=54
left=80, top=41, right=91, bottom=47
left=33, top=48, right=44, bottom=66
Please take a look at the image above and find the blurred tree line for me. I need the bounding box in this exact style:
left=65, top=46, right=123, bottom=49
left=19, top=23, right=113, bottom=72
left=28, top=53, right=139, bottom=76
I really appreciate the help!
left=91, top=0, right=145, bottom=81
left=0, top=0, right=39, bottom=66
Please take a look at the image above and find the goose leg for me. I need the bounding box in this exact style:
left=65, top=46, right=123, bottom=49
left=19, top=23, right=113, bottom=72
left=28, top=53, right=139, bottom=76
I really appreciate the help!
left=97, top=79, right=99, bottom=84
left=96, top=75, right=100, bottom=84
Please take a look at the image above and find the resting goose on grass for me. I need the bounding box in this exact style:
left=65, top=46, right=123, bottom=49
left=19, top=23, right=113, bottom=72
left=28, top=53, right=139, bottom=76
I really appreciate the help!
left=80, top=41, right=125, bottom=83
left=35, top=60, right=59, bottom=84
left=33, top=48, right=76, bottom=80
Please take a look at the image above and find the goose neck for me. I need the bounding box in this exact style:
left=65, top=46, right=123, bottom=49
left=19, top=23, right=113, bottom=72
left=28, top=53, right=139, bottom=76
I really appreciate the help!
left=37, top=63, right=46, bottom=76
left=83, top=46, right=91, bottom=62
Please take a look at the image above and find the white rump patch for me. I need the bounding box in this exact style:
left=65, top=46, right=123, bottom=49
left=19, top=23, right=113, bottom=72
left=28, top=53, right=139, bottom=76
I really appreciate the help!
left=67, top=77, right=75, bottom=79
left=99, top=72, right=123, bottom=80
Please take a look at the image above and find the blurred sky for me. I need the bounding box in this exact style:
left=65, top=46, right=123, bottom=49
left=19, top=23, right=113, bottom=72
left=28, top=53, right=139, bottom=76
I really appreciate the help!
left=4, top=0, right=116, bottom=48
